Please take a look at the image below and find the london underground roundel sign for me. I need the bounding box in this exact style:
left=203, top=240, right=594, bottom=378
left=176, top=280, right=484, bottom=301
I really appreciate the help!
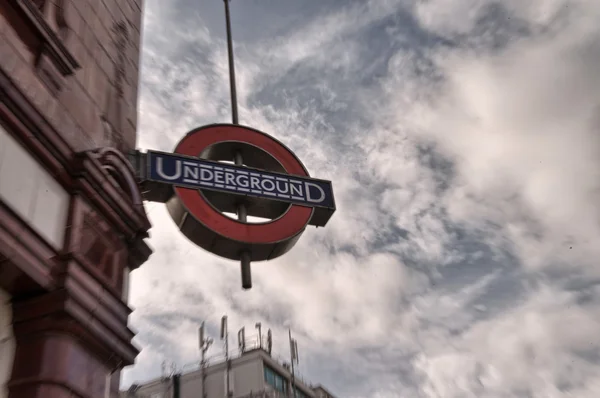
left=133, top=124, right=335, bottom=268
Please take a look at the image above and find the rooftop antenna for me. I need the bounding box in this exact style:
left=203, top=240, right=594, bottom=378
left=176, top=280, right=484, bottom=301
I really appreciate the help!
left=161, top=361, right=167, bottom=380
left=288, top=329, right=299, bottom=397
left=199, top=322, right=213, bottom=398
left=238, top=326, right=246, bottom=354
left=222, top=0, right=252, bottom=290
left=221, top=315, right=232, bottom=397
left=255, top=322, right=262, bottom=349
left=267, top=329, right=273, bottom=355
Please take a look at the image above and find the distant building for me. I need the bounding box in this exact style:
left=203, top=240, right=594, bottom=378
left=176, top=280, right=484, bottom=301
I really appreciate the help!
left=121, top=344, right=337, bottom=398
left=312, top=386, right=337, bottom=398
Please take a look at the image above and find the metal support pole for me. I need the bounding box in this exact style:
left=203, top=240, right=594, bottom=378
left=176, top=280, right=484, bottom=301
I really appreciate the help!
left=234, top=150, right=252, bottom=289
left=223, top=0, right=238, bottom=125
left=240, top=251, right=252, bottom=289
left=224, top=0, right=252, bottom=290
left=237, top=202, right=247, bottom=222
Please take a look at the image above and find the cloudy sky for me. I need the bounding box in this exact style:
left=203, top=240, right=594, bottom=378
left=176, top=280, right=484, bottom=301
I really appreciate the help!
left=122, top=0, right=600, bottom=396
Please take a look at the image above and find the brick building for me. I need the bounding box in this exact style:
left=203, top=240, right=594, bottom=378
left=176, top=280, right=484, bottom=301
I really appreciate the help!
left=0, top=1, right=151, bottom=397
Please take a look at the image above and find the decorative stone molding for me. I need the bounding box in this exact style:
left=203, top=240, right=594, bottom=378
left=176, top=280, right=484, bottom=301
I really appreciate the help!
left=88, top=147, right=144, bottom=211
left=73, top=148, right=152, bottom=272
left=8, top=288, right=138, bottom=398
left=0, top=289, right=16, bottom=398
left=1, top=55, right=151, bottom=398
left=1, top=65, right=153, bottom=280
left=5, top=0, right=80, bottom=94
left=1, top=2, right=148, bottom=396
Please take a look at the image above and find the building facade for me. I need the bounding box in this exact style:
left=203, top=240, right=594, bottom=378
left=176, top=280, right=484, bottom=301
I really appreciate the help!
left=0, top=1, right=150, bottom=397
left=121, top=347, right=337, bottom=398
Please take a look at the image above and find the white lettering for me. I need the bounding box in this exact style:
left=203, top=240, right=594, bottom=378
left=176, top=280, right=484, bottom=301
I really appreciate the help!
left=214, top=170, right=224, bottom=184
left=236, top=174, right=249, bottom=187
left=275, top=180, right=289, bottom=194
left=200, top=168, right=214, bottom=181
left=261, top=179, right=275, bottom=191
left=225, top=172, right=235, bottom=186
left=250, top=176, right=261, bottom=190
left=156, top=157, right=181, bottom=181
left=183, top=165, right=198, bottom=180
left=290, top=183, right=303, bottom=197
left=305, top=182, right=325, bottom=203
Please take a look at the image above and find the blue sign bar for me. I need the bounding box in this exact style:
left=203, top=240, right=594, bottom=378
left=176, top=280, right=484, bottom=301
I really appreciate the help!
left=146, top=151, right=335, bottom=210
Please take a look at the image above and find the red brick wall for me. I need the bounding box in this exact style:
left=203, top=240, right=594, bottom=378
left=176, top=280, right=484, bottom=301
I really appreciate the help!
left=0, top=3, right=152, bottom=397
left=0, top=0, right=143, bottom=152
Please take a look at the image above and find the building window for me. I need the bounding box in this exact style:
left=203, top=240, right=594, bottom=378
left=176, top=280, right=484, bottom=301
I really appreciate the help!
left=264, top=365, right=287, bottom=394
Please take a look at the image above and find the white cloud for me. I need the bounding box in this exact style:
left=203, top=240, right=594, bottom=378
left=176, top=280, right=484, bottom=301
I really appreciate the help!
left=124, top=0, right=600, bottom=395
left=414, top=284, right=600, bottom=397
left=415, top=0, right=588, bottom=37
left=401, top=3, right=600, bottom=273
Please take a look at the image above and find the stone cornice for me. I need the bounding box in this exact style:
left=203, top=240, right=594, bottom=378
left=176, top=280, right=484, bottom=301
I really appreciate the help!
left=0, top=65, right=152, bottom=268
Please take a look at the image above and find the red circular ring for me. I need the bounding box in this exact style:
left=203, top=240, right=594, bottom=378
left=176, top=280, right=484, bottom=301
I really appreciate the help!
left=173, top=125, right=313, bottom=244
